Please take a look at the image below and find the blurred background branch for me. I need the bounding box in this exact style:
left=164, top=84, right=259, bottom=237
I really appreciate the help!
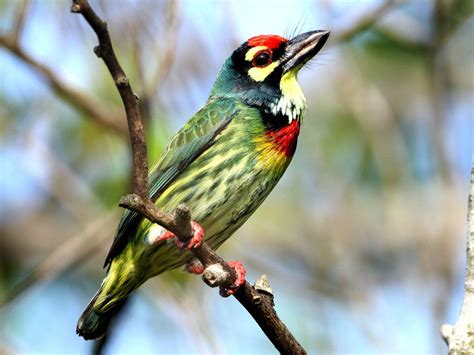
left=0, top=35, right=128, bottom=136
left=0, top=0, right=472, bottom=354
left=0, top=213, right=116, bottom=307
left=441, top=161, right=474, bottom=354
left=10, top=0, right=30, bottom=44
left=332, top=0, right=398, bottom=42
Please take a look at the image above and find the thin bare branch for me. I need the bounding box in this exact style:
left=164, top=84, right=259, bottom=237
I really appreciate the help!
left=118, top=195, right=306, bottom=354
left=332, top=0, right=399, bottom=43
left=11, top=0, right=31, bottom=43
left=441, top=161, right=474, bottom=353
left=71, top=0, right=148, bottom=197
left=72, top=1, right=307, bottom=352
left=0, top=213, right=117, bottom=307
left=0, top=36, right=128, bottom=136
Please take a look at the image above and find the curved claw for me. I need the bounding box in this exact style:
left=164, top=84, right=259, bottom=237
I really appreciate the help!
left=155, top=221, right=204, bottom=251
left=220, top=260, right=247, bottom=297
left=175, top=221, right=204, bottom=250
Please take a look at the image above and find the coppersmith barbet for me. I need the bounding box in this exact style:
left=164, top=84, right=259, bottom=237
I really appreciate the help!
left=77, top=30, right=330, bottom=340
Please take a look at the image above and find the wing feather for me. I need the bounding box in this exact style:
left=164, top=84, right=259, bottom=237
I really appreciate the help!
left=103, top=99, right=239, bottom=267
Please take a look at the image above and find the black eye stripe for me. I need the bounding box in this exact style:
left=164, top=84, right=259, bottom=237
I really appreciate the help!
left=230, top=41, right=286, bottom=82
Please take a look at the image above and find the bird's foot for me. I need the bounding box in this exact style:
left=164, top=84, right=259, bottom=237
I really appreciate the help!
left=156, top=221, right=204, bottom=251
left=220, top=260, right=246, bottom=297
left=176, top=221, right=204, bottom=250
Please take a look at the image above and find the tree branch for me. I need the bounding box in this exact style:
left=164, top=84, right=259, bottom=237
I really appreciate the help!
left=71, top=0, right=148, bottom=197
left=0, top=36, right=128, bottom=136
left=0, top=213, right=116, bottom=307
left=332, top=0, right=398, bottom=43
left=72, top=0, right=306, bottom=353
left=441, top=161, right=474, bottom=353
left=11, top=0, right=31, bottom=44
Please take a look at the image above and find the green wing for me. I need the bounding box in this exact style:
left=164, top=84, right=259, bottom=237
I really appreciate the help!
left=104, top=98, right=240, bottom=267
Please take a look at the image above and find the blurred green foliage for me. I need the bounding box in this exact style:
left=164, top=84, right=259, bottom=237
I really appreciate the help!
left=0, top=0, right=473, bottom=354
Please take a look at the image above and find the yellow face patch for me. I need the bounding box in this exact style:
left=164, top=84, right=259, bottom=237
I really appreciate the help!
left=248, top=61, right=279, bottom=82
left=245, top=46, right=267, bottom=62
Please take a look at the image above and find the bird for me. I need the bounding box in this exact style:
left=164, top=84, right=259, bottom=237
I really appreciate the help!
left=77, top=29, right=330, bottom=340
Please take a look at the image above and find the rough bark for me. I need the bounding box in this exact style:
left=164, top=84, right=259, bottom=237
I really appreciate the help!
left=72, top=0, right=306, bottom=353
left=441, top=162, right=474, bottom=354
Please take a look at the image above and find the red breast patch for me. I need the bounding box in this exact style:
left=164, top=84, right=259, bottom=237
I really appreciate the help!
left=247, top=35, right=287, bottom=49
left=265, top=119, right=300, bottom=157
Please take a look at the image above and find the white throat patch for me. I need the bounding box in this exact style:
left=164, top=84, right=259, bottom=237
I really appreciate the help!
left=269, top=70, right=307, bottom=123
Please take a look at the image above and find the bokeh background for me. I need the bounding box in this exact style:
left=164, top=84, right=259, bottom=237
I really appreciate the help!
left=1, top=0, right=473, bottom=354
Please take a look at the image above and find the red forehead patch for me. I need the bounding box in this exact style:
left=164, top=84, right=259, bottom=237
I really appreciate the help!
left=247, top=35, right=287, bottom=49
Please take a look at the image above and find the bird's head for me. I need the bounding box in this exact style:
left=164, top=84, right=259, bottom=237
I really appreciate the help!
left=210, top=30, right=330, bottom=126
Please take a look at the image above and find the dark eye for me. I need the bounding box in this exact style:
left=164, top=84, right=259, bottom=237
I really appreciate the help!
left=252, top=50, right=272, bottom=67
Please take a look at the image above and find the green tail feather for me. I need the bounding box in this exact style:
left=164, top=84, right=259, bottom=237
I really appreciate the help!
left=76, top=289, right=125, bottom=340
left=77, top=257, right=139, bottom=340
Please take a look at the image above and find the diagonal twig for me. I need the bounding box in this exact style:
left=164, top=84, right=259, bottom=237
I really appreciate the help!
left=71, top=0, right=306, bottom=353
left=0, top=36, right=128, bottom=136
left=332, top=0, right=399, bottom=43
left=71, top=0, right=148, bottom=197
left=11, top=0, right=31, bottom=43
left=0, top=213, right=117, bottom=307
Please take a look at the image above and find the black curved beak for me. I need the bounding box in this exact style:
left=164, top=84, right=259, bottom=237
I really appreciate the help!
left=282, top=30, right=330, bottom=74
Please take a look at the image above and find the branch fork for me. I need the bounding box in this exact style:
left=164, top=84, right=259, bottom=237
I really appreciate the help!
left=73, top=0, right=306, bottom=353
